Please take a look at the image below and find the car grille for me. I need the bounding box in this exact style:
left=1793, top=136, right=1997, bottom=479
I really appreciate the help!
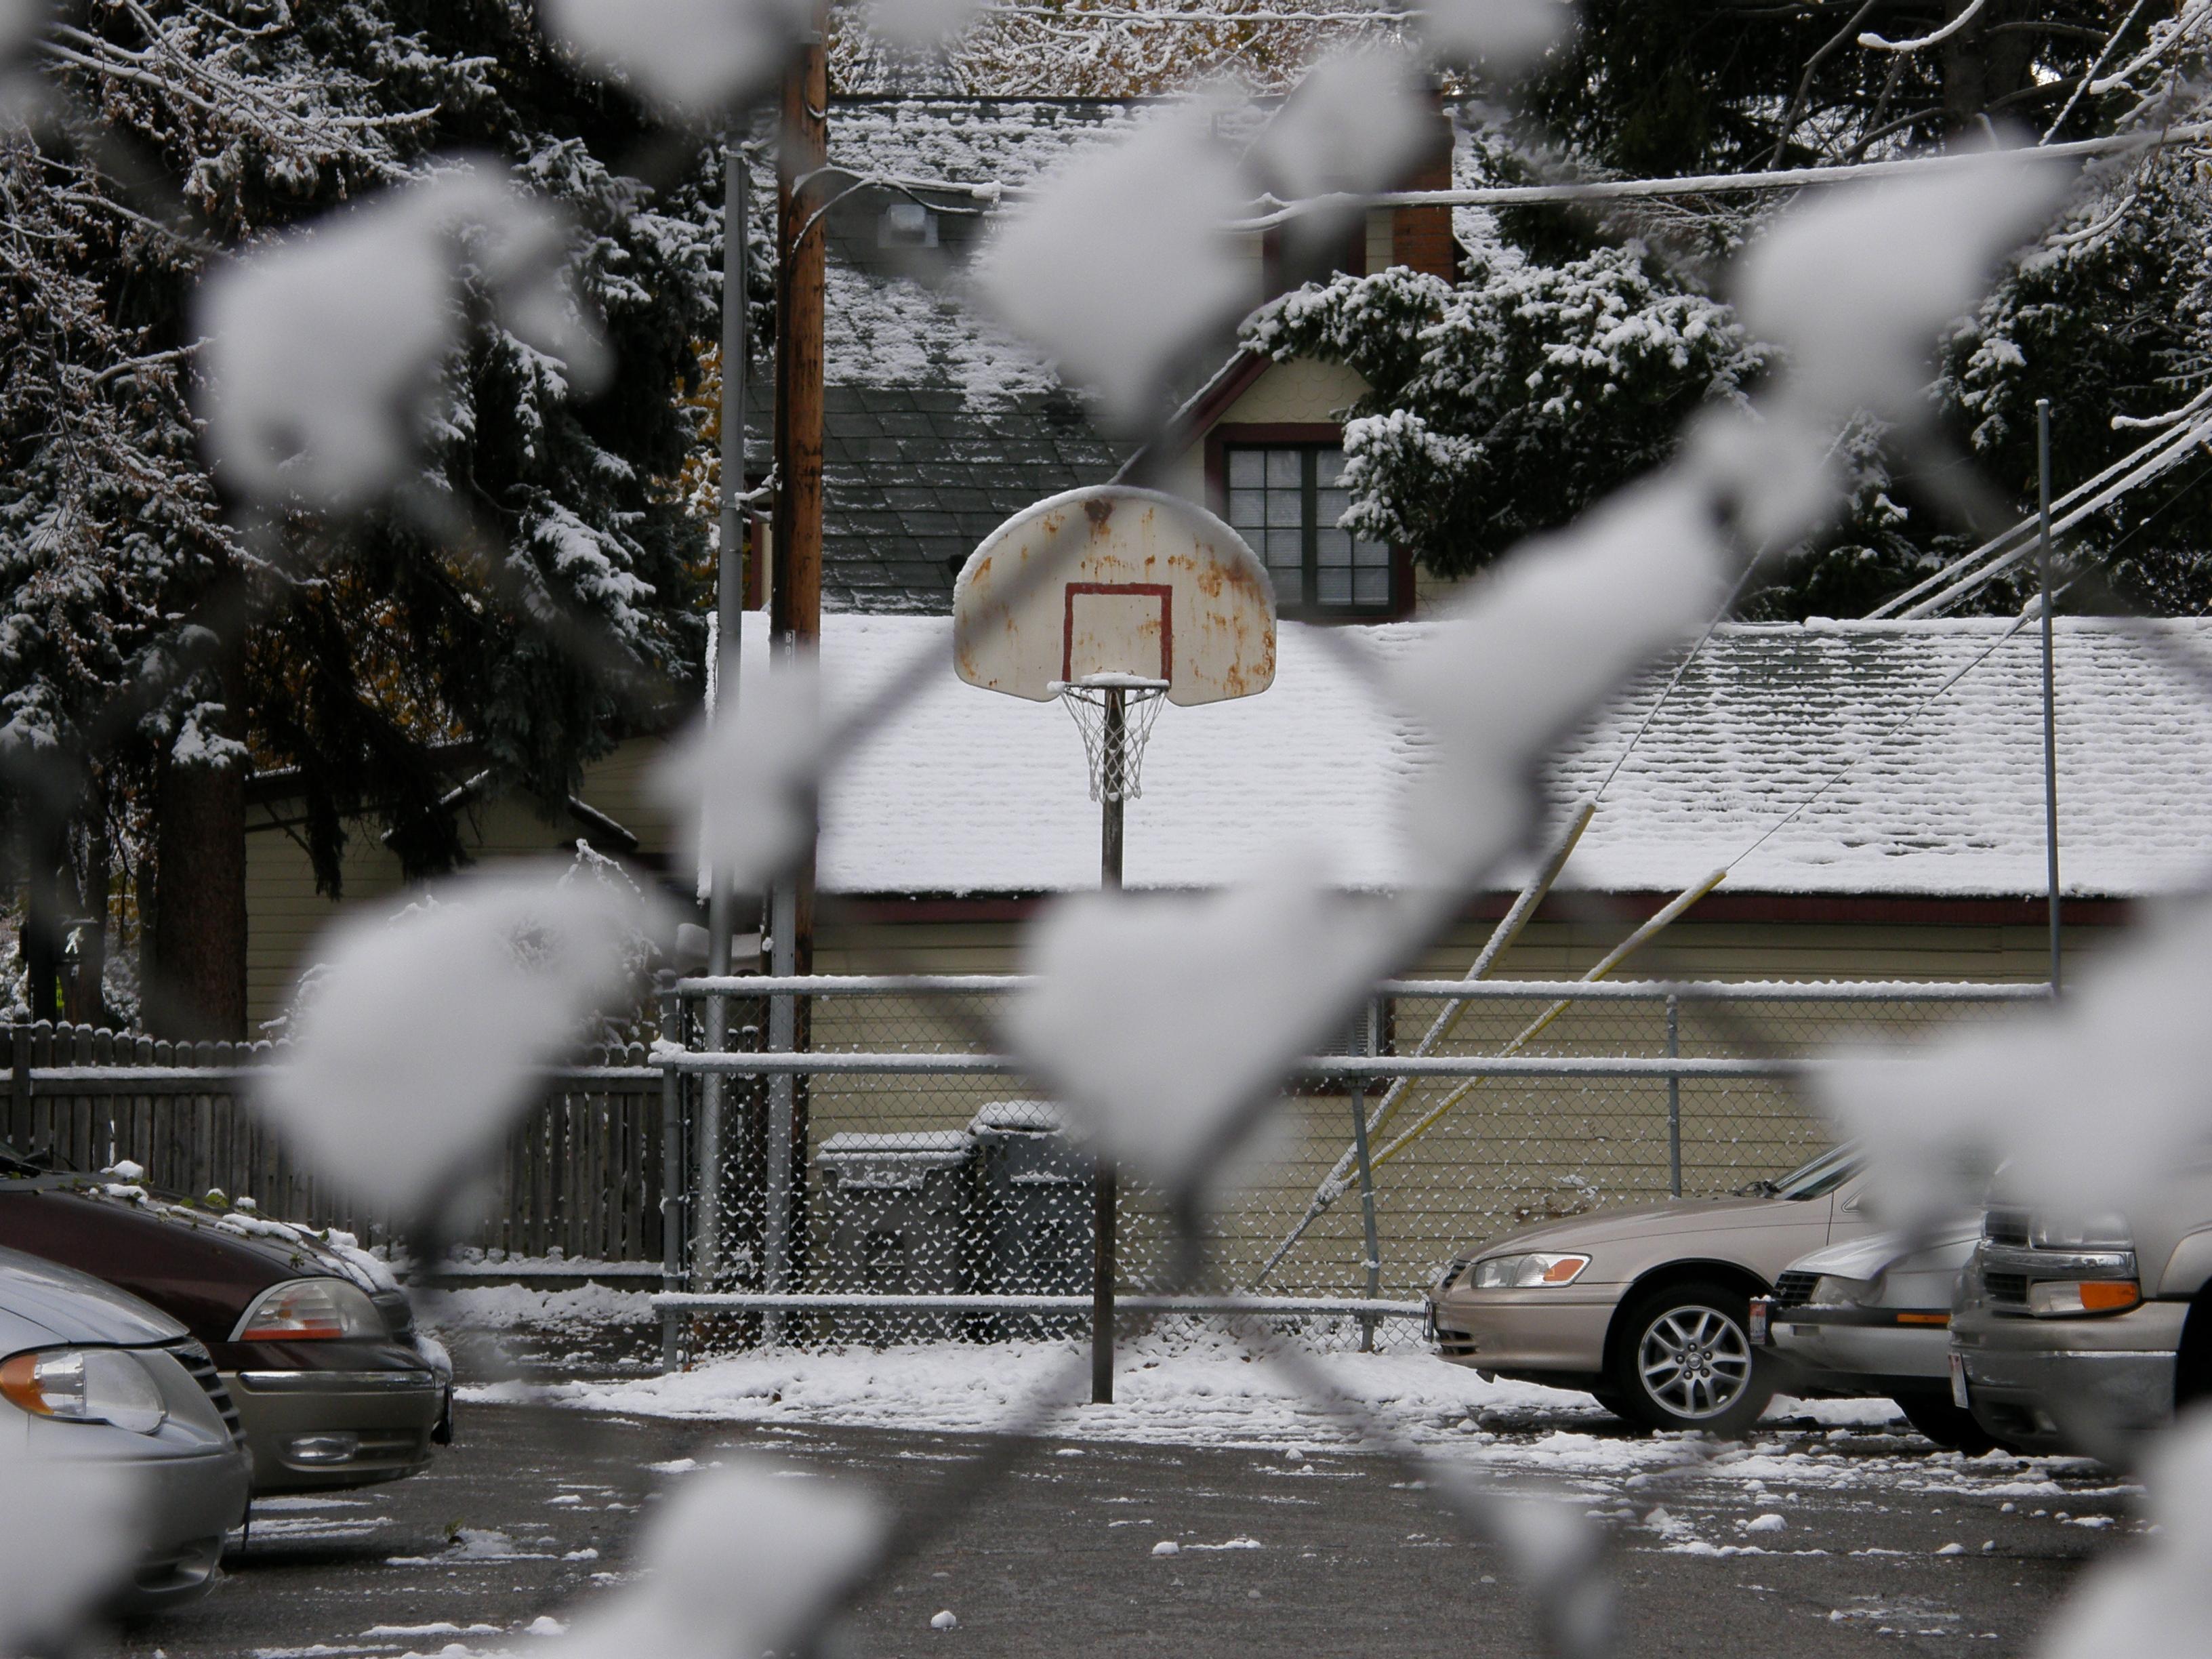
left=165, top=1337, right=246, bottom=1450
left=1984, top=1207, right=2031, bottom=1246
left=1773, top=1270, right=1821, bottom=1310
left=1986, top=1271, right=2030, bottom=1305
left=1433, top=1326, right=1479, bottom=1360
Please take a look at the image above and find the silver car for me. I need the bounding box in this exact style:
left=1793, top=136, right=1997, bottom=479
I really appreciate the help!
left=1756, top=1223, right=1998, bottom=1451
left=1427, top=1145, right=1873, bottom=1433
left=0, top=1246, right=250, bottom=1619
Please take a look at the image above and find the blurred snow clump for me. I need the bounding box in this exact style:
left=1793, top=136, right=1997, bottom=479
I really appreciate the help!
left=865, top=0, right=989, bottom=52
left=1822, top=897, right=2212, bottom=1233
left=258, top=866, right=668, bottom=1215
left=199, top=160, right=603, bottom=513
left=557, top=1461, right=884, bottom=1659
left=655, top=651, right=823, bottom=895
left=1393, top=476, right=1728, bottom=884
left=2041, top=1410, right=2212, bottom=1659
left=1737, top=148, right=2068, bottom=419
left=540, top=0, right=815, bottom=115
left=1250, top=49, right=1436, bottom=204
left=1416, top=0, right=1574, bottom=68
left=0, top=1441, right=142, bottom=1654
left=1007, top=853, right=1399, bottom=1191
left=977, top=101, right=1254, bottom=423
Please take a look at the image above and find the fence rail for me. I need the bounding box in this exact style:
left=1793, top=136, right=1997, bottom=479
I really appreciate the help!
left=659, top=972, right=2049, bottom=1359
left=3, top=1020, right=663, bottom=1261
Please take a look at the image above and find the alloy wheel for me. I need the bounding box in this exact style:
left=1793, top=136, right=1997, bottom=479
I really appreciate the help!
left=1637, top=1304, right=1753, bottom=1420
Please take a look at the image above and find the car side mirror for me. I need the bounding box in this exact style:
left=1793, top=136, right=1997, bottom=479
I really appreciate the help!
left=1840, top=1193, right=1862, bottom=1212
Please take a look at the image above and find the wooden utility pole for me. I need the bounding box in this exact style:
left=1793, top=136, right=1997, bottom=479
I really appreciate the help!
left=771, top=15, right=827, bottom=975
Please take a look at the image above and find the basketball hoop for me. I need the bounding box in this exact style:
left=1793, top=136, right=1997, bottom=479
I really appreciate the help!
left=952, top=485, right=1278, bottom=1411
left=1049, top=674, right=1170, bottom=803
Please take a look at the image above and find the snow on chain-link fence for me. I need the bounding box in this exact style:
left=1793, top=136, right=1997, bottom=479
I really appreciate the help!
left=657, top=974, right=2049, bottom=1356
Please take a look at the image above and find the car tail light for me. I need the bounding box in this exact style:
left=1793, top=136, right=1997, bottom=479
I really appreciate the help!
left=232, top=1279, right=384, bottom=1342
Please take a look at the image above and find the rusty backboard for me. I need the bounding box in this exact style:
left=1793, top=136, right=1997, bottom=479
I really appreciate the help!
left=952, top=487, right=1277, bottom=707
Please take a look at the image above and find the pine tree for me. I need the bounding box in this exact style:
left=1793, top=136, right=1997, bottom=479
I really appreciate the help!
left=1, top=1, right=722, bottom=1032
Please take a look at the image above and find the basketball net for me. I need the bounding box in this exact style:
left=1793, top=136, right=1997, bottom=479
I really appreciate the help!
left=1049, top=674, right=1169, bottom=803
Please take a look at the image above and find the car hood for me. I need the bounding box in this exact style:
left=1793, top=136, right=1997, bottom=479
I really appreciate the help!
left=0, top=1244, right=186, bottom=1347
left=2, top=1171, right=367, bottom=1286
left=1467, top=1195, right=1825, bottom=1258
left=1785, top=1221, right=1980, bottom=1282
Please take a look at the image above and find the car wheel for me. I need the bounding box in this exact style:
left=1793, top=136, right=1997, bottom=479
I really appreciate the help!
left=1896, top=1390, right=2003, bottom=1455
left=1606, top=1280, right=1775, bottom=1436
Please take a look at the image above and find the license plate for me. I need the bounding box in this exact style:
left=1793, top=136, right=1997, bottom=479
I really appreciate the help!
left=1949, top=1352, right=1971, bottom=1410
left=1748, top=1298, right=1770, bottom=1345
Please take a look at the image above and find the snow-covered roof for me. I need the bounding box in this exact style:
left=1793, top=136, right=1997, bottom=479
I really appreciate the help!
left=749, top=612, right=2212, bottom=900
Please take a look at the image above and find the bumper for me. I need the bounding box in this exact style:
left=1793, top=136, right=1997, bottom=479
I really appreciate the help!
left=1951, top=1297, right=2185, bottom=1456
left=1767, top=1309, right=1951, bottom=1387
left=119, top=1441, right=251, bottom=1610
left=225, top=1368, right=447, bottom=1493
left=1427, top=1285, right=1616, bottom=1381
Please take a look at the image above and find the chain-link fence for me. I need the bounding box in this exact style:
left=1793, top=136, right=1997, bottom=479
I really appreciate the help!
left=655, top=975, right=2048, bottom=1355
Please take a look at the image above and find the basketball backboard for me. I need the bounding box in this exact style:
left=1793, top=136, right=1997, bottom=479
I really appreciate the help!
left=953, top=487, right=1276, bottom=706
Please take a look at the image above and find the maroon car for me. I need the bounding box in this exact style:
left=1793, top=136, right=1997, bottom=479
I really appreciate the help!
left=0, top=1149, right=448, bottom=1494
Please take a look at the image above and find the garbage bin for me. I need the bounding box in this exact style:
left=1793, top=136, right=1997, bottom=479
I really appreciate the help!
left=815, top=1130, right=975, bottom=1342
left=967, top=1101, right=1091, bottom=1336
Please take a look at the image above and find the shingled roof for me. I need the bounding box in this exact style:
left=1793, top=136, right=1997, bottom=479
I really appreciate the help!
left=752, top=98, right=1157, bottom=613
left=726, top=612, right=2212, bottom=900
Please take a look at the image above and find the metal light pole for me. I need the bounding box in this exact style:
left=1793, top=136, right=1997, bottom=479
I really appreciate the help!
left=1092, top=687, right=1124, bottom=1406
left=2038, top=398, right=2061, bottom=996
left=698, top=136, right=751, bottom=1293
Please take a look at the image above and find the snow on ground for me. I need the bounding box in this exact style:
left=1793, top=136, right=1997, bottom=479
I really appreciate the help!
left=459, top=1324, right=2142, bottom=1550
left=462, top=1324, right=2082, bottom=1500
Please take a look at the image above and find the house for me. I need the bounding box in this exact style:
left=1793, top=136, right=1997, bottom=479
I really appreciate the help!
left=243, top=91, right=1460, bottom=1024
left=742, top=609, right=2209, bottom=1272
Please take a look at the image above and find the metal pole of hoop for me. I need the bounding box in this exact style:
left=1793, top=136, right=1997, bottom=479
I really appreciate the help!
left=1092, top=685, right=1124, bottom=1406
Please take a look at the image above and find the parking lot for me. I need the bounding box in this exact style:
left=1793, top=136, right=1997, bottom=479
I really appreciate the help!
left=100, top=1318, right=2147, bottom=1659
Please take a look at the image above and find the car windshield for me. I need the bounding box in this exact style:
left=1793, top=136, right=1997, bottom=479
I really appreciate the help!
left=1761, top=1145, right=1862, bottom=1202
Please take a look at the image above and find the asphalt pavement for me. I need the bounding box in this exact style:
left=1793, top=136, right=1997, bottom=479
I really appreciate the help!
left=103, top=1393, right=2140, bottom=1658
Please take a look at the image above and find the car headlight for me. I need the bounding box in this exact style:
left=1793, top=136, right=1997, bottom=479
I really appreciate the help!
left=2026, top=1279, right=2142, bottom=1317
left=1470, top=1252, right=1591, bottom=1289
left=0, top=1347, right=168, bottom=1435
left=1809, top=1274, right=1876, bottom=1307
left=232, top=1277, right=386, bottom=1341
left=2028, top=1212, right=2133, bottom=1250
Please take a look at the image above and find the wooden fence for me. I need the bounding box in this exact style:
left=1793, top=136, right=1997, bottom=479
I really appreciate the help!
left=3, top=1021, right=665, bottom=1263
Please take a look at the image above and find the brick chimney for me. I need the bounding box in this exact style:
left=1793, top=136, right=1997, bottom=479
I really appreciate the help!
left=1390, top=92, right=1457, bottom=283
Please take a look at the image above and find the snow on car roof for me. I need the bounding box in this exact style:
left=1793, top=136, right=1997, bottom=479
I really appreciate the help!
left=730, top=611, right=2212, bottom=899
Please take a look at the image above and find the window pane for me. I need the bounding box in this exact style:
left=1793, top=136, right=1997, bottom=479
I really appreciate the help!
left=1228, top=489, right=1265, bottom=528
left=1316, top=449, right=1349, bottom=487
left=1353, top=537, right=1391, bottom=568
left=1317, top=568, right=1351, bottom=605
left=1354, top=567, right=1391, bottom=605
left=1265, top=490, right=1303, bottom=527
left=1265, top=449, right=1302, bottom=488
left=1317, top=487, right=1350, bottom=527
left=1227, top=449, right=1263, bottom=488
left=1265, top=527, right=1303, bottom=566
left=1315, top=527, right=1351, bottom=566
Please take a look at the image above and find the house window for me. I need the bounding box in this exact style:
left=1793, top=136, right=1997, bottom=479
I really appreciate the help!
left=1223, top=445, right=1396, bottom=616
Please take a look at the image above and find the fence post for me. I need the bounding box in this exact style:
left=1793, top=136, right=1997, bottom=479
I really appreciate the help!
left=1351, top=998, right=1384, bottom=1353
left=1666, top=994, right=1682, bottom=1199
left=659, top=987, right=688, bottom=1373
left=7, top=1024, right=26, bottom=1149
left=762, top=882, right=799, bottom=1345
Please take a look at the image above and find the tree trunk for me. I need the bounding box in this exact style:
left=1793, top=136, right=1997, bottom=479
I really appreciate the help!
left=62, top=817, right=108, bottom=1028
left=1941, top=0, right=2039, bottom=138
left=148, top=661, right=248, bottom=1040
